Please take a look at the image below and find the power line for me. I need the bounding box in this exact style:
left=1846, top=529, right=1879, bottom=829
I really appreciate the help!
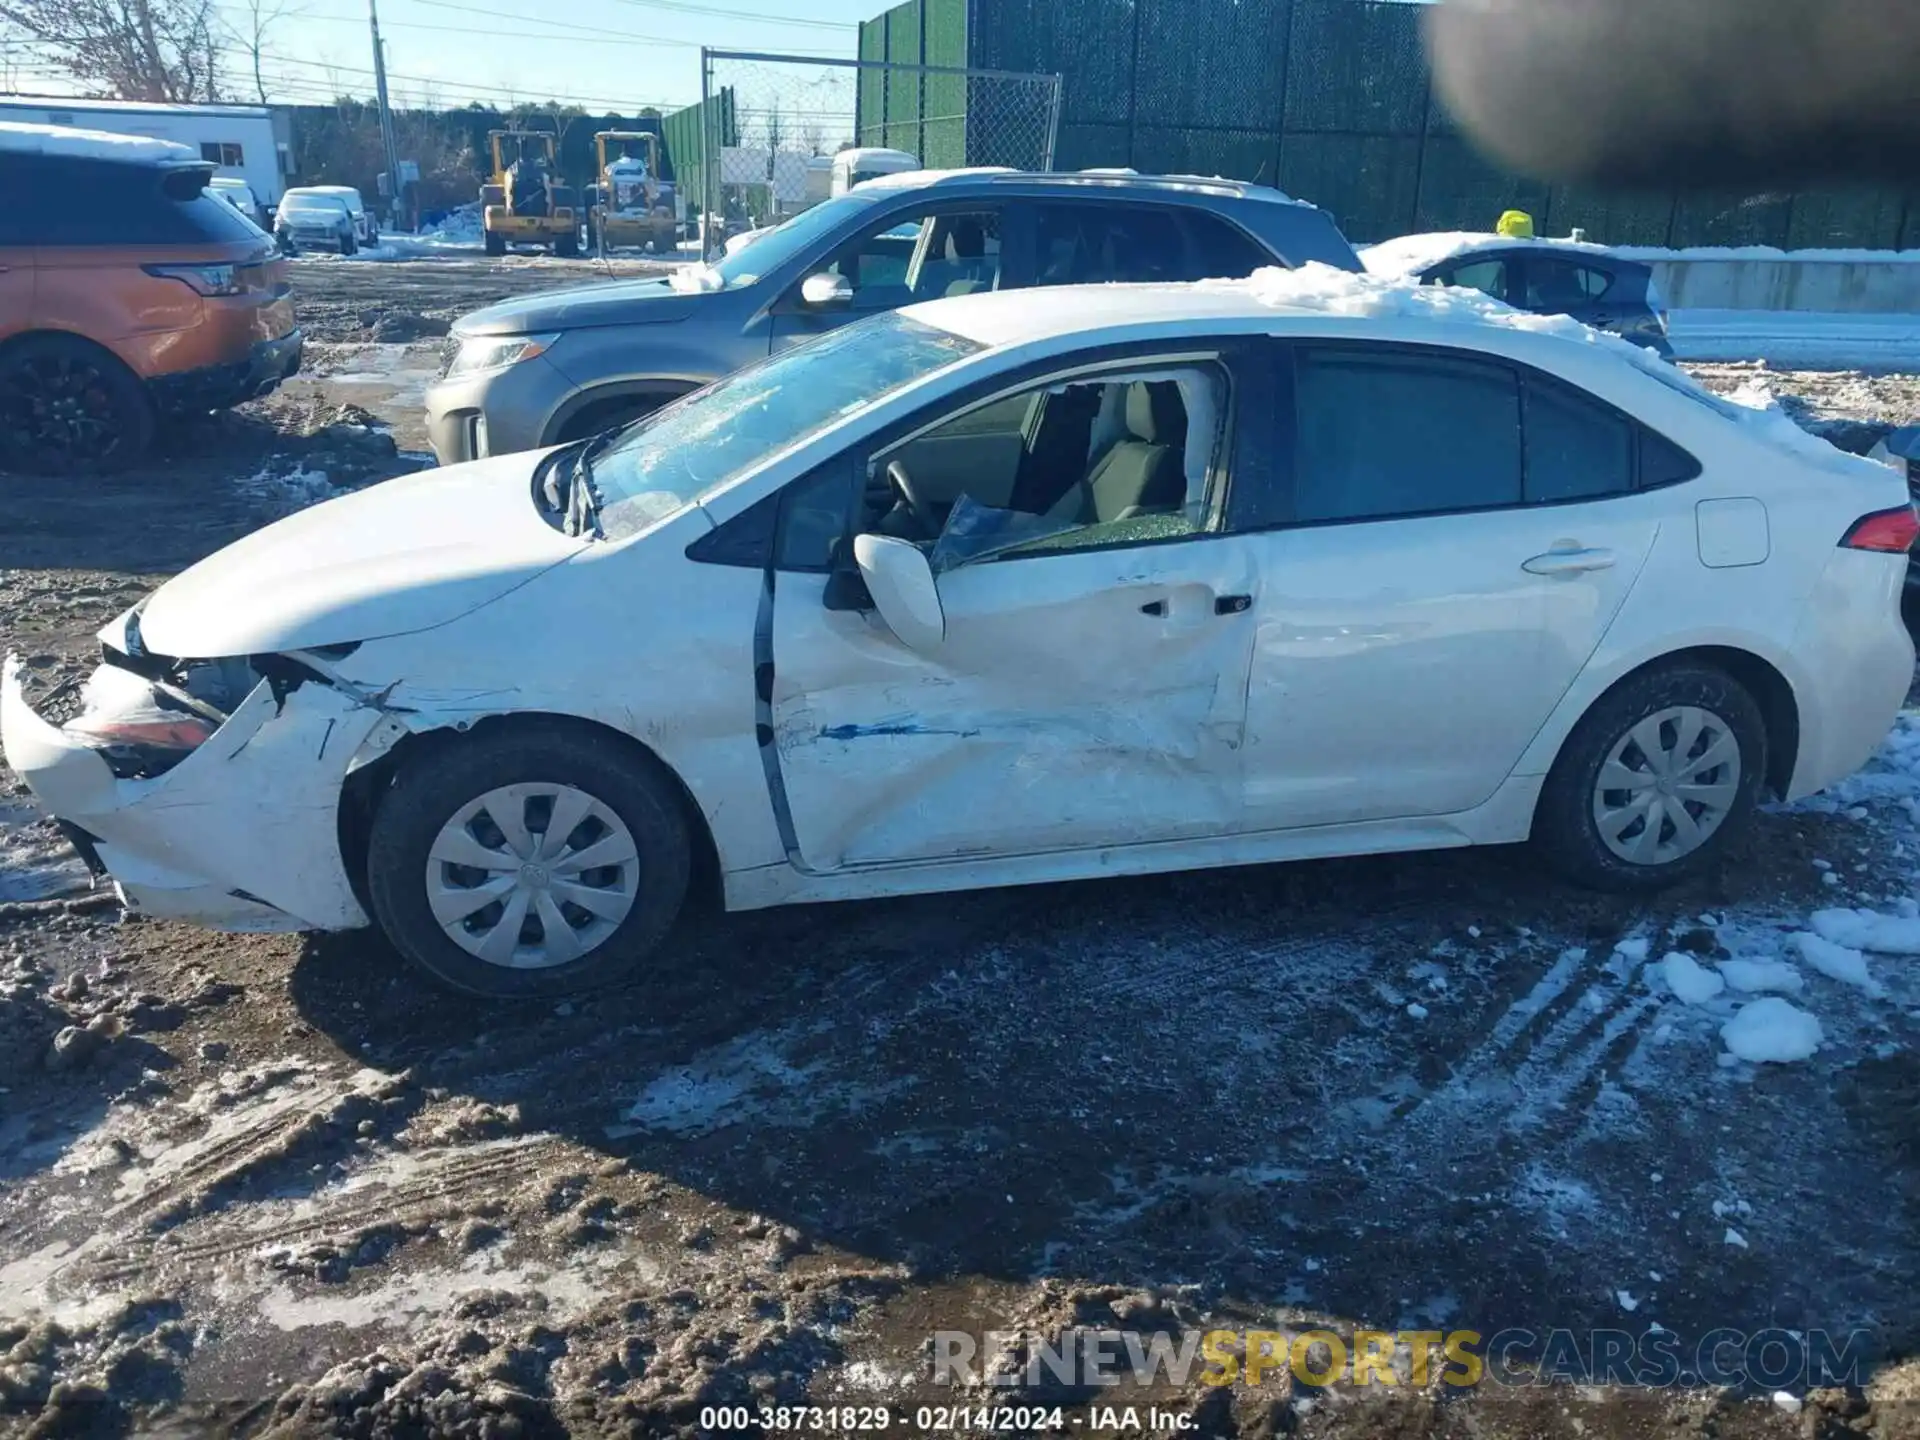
left=590, top=0, right=855, bottom=29
left=233, top=47, right=690, bottom=109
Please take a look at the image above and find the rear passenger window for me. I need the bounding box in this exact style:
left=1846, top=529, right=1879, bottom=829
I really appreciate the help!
left=1640, top=428, right=1702, bottom=488
left=1434, top=259, right=1508, bottom=300
left=1526, top=259, right=1613, bottom=309
left=1524, top=381, right=1634, bottom=502
left=1182, top=213, right=1270, bottom=280
left=30, top=157, right=262, bottom=245
left=1292, top=349, right=1521, bottom=522
left=1033, top=204, right=1185, bottom=286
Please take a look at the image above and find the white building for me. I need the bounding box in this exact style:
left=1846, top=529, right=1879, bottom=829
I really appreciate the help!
left=0, top=95, right=290, bottom=205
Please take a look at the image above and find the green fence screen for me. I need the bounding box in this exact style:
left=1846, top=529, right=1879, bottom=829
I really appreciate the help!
left=860, top=0, right=1917, bottom=248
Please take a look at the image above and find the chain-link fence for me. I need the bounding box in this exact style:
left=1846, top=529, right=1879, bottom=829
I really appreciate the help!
left=694, top=47, right=1062, bottom=259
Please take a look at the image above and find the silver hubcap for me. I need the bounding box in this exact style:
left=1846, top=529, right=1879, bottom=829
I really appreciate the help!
left=1592, top=705, right=1741, bottom=866
left=426, top=782, right=639, bottom=969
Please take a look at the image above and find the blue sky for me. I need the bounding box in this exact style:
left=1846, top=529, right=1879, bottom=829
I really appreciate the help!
left=226, top=0, right=875, bottom=113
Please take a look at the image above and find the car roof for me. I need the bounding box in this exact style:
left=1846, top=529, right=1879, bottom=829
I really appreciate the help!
left=287, top=185, right=360, bottom=198
left=1360, top=231, right=1636, bottom=277
left=0, top=120, right=195, bottom=166
left=846, top=166, right=1312, bottom=208
left=902, top=267, right=1676, bottom=380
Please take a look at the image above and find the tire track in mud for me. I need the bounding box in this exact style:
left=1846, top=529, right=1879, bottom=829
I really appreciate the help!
left=82, top=1135, right=561, bottom=1289
left=1390, top=944, right=1661, bottom=1136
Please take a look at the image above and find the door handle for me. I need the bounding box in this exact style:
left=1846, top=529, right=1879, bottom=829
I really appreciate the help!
left=1214, top=594, right=1252, bottom=614
left=1523, top=547, right=1616, bottom=576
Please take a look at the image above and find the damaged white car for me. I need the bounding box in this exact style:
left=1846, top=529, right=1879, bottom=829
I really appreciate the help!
left=5, top=267, right=1915, bottom=997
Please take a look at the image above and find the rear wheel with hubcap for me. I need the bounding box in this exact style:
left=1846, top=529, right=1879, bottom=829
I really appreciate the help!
left=367, top=726, right=691, bottom=996
left=1534, top=663, right=1766, bottom=892
left=0, top=334, right=153, bottom=475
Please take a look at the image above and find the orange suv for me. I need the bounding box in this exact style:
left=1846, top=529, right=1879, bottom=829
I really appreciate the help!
left=0, top=126, right=302, bottom=473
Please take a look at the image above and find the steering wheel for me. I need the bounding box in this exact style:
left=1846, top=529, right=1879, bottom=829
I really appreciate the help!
left=886, top=459, right=934, bottom=534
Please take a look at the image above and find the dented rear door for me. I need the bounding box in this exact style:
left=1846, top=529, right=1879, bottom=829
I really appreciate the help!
left=768, top=538, right=1261, bottom=872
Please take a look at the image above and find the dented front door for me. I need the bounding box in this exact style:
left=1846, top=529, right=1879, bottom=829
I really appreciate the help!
left=768, top=538, right=1260, bottom=872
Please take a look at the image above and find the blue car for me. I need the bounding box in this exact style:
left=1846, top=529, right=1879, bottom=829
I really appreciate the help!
left=1363, top=233, right=1674, bottom=358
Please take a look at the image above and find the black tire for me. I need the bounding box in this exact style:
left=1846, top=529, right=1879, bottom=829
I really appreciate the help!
left=556, top=395, right=662, bottom=444
left=368, top=724, right=693, bottom=998
left=1533, top=662, right=1767, bottom=893
left=556, top=232, right=581, bottom=258
left=0, top=333, right=154, bottom=476
left=484, top=230, right=507, bottom=257
left=340, top=230, right=359, bottom=256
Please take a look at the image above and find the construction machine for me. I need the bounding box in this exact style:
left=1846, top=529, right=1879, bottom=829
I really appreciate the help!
left=480, top=130, right=580, bottom=257
left=585, top=130, right=677, bottom=255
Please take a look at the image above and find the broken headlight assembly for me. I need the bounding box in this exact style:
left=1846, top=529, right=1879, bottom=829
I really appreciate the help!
left=62, top=653, right=258, bottom=780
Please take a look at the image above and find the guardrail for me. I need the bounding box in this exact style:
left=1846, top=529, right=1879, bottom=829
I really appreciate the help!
left=1614, top=248, right=1920, bottom=314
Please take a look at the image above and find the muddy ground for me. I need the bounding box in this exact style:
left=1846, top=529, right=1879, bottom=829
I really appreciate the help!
left=4, top=255, right=1920, bottom=1439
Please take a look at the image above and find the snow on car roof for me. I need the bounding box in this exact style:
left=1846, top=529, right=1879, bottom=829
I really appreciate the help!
left=910, top=263, right=1866, bottom=469
left=0, top=120, right=192, bottom=164
left=848, top=166, right=1018, bottom=192
left=1359, top=231, right=1615, bottom=278
left=910, top=262, right=1620, bottom=348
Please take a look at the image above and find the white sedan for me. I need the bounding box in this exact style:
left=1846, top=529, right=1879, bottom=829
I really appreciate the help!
left=5, top=268, right=1914, bottom=996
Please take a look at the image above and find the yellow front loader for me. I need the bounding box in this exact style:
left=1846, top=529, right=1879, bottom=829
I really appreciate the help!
left=585, top=131, right=677, bottom=255
left=481, top=130, right=580, bottom=257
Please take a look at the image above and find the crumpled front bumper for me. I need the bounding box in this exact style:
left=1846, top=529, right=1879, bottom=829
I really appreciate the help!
left=1, top=655, right=384, bottom=933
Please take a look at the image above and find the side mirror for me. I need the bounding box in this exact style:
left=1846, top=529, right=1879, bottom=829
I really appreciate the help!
left=800, top=272, right=853, bottom=308
left=854, top=533, right=944, bottom=650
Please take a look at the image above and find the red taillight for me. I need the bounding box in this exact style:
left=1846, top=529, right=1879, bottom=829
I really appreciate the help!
left=1840, top=504, right=1920, bottom=553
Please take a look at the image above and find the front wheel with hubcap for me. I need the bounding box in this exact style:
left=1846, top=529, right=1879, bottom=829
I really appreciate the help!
left=1534, top=664, right=1767, bottom=892
left=367, top=726, right=692, bottom=996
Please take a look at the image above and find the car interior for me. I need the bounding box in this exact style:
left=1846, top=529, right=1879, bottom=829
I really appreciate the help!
left=829, top=211, right=1005, bottom=309
left=862, top=368, right=1224, bottom=560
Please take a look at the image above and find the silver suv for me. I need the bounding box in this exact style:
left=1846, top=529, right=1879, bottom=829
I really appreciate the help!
left=424, top=171, right=1364, bottom=464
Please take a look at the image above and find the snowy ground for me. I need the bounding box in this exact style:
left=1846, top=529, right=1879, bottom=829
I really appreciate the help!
left=2, top=262, right=1920, bottom=1436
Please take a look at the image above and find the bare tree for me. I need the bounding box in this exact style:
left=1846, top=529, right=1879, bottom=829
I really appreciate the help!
left=0, top=0, right=221, bottom=101
left=224, top=0, right=301, bottom=104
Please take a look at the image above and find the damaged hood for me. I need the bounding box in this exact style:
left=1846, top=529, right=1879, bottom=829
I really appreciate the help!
left=134, top=454, right=588, bottom=657
left=454, top=278, right=702, bottom=337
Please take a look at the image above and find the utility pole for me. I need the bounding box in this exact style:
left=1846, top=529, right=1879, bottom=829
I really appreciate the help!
left=369, top=0, right=403, bottom=229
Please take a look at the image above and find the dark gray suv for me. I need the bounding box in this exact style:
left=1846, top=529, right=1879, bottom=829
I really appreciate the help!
left=425, top=170, right=1363, bottom=463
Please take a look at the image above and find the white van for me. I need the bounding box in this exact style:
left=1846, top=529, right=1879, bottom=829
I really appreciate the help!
left=830, top=147, right=919, bottom=196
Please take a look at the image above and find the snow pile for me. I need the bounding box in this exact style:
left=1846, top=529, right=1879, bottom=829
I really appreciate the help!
left=1359, top=231, right=1611, bottom=278
left=1720, top=997, right=1824, bottom=1064
left=1810, top=906, right=1920, bottom=954
left=1717, top=958, right=1805, bottom=995
left=1660, top=952, right=1725, bottom=1005
left=1792, top=932, right=1883, bottom=995
left=0, top=120, right=193, bottom=163
left=668, top=264, right=725, bottom=294
left=417, top=204, right=482, bottom=245
left=1714, top=371, right=1901, bottom=472
left=236, top=464, right=335, bottom=512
